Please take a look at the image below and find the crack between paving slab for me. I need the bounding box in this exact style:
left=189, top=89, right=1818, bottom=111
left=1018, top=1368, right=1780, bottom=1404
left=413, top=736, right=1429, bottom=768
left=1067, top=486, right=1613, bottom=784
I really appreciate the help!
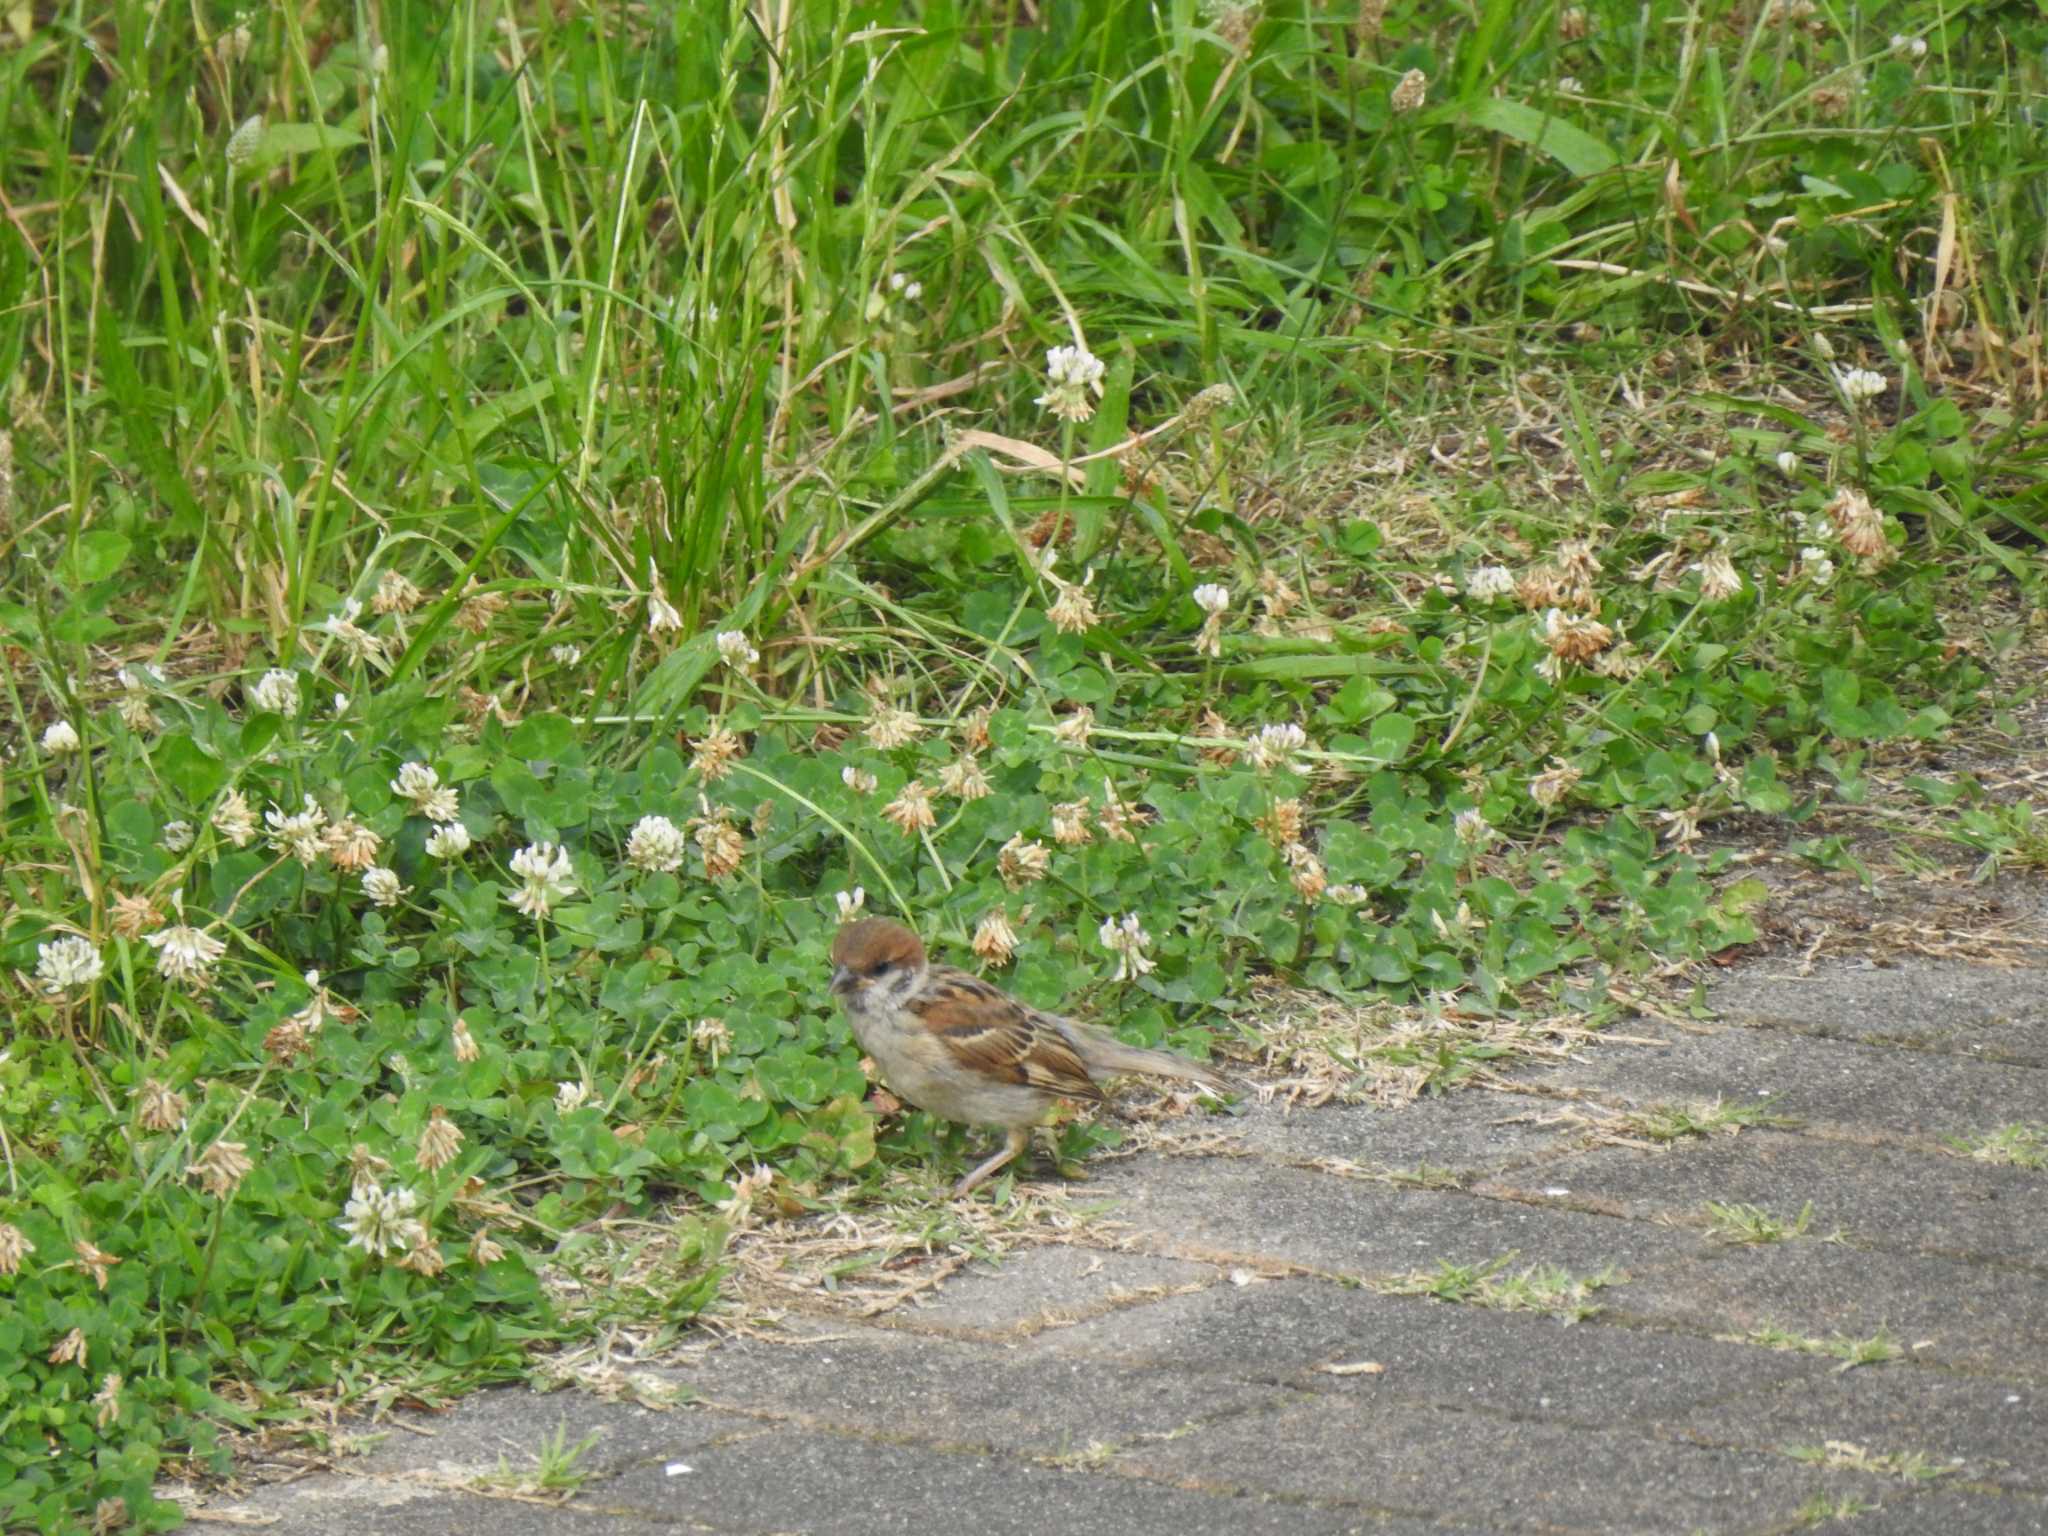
left=1467, top=1178, right=2048, bottom=1281
left=1724, top=1012, right=2048, bottom=1068
left=1468, top=1078, right=2043, bottom=1168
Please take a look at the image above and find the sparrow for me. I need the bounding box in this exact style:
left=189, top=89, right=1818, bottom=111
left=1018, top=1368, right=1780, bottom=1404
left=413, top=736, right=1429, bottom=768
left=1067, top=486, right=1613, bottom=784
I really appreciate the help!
left=828, top=916, right=1227, bottom=1197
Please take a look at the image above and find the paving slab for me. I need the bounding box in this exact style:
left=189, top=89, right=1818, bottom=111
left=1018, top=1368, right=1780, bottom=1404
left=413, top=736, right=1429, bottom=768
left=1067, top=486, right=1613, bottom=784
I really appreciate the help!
left=890, top=1243, right=1220, bottom=1332
left=1804, top=1487, right=2048, bottom=1534
left=1113, top=1390, right=1876, bottom=1534
left=1673, top=1361, right=2046, bottom=1493
left=1036, top=1273, right=1811, bottom=1424
left=595, top=1423, right=1384, bottom=1534
left=675, top=1323, right=1289, bottom=1456
left=1221, top=1085, right=1593, bottom=1174
left=1533, top=1022, right=2048, bottom=1140
left=1517, top=1129, right=2048, bottom=1267
left=1709, top=958, right=2048, bottom=1066
left=194, top=1404, right=763, bottom=1533
left=1084, top=1151, right=1709, bottom=1279
left=1609, top=1238, right=2048, bottom=1374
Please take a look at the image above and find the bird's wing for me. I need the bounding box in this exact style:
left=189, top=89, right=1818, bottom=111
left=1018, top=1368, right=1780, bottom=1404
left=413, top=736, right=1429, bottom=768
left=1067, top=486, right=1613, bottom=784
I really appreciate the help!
left=911, top=969, right=1105, bottom=1104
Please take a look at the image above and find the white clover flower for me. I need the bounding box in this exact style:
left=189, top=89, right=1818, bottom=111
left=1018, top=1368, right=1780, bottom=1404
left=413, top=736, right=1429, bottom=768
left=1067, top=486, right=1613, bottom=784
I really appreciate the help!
left=1775, top=450, right=1800, bottom=477
left=1245, top=722, right=1311, bottom=774
left=1465, top=565, right=1516, bottom=600
left=1192, top=584, right=1231, bottom=616
left=336, top=1181, right=425, bottom=1259
left=1799, top=547, right=1836, bottom=585
left=115, top=667, right=160, bottom=732
left=508, top=841, right=576, bottom=918
left=265, top=795, right=329, bottom=865
left=1556, top=75, right=1583, bottom=94
left=1833, top=365, right=1887, bottom=407
left=249, top=668, right=300, bottom=715
left=1098, top=912, right=1156, bottom=982
left=160, top=820, right=195, bottom=853
left=1454, top=808, right=1493, bottom=848
left=1035, top=344, right=1107, bottom=423
left=1390, top=67, right=1428, bottom=113
left=647, top=588, right=683, bottom=634
left=1692, top=550, right=1744, bottom=603
left=625, top=814, right=687, bottom=873
left=1890, top=32, right=1927, bottom=57
left=549, top=643, right=582, bottom=666
left=554, top=1080, right=590, bottom=1113
left=392, top=761, right=460, bottom=822
left=902, top=280, right=923, bottom=303
left=36, top=935, right=103, bottom=994
left=715, top=630, right=759, bottom=668
left=392, top=761, right=440, bottom=804
left=314, top=599, right=386, bottom=664
left=425, top=822, right=472, bottom=859
left=41, top=721, right=80, bottom=755
left=146, top=919, right=227, bottom=987
left=834, top=886, right=866, bottom=921
left=362, top=867, right=406, bottom=908
left=213, top=788, right=257, bottom=847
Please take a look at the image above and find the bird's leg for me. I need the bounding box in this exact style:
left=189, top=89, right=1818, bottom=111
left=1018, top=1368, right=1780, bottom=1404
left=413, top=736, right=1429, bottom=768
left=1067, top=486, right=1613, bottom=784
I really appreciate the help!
left=953, top=1126, right=1030, bottom=1198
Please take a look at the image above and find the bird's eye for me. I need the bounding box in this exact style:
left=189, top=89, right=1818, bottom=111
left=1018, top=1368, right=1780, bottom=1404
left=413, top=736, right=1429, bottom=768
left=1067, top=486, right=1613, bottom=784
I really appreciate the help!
left=871, top=960, right=893, bottom=976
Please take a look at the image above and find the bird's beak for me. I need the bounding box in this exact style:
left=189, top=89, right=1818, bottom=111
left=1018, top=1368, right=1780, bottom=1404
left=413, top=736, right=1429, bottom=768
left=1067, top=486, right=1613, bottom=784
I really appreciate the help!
left=830, top=964, right=854, bottom=996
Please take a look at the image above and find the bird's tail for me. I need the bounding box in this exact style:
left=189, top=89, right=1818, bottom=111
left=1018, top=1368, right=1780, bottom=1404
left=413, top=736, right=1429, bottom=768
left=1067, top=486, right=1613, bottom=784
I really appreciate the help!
left=1055, top=1018, right=1230, bottom=1095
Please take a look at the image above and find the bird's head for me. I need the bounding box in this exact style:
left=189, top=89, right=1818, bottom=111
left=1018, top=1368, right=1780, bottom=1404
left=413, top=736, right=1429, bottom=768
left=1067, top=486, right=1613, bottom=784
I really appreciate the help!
left=829, top=917, right=928, bottom=1011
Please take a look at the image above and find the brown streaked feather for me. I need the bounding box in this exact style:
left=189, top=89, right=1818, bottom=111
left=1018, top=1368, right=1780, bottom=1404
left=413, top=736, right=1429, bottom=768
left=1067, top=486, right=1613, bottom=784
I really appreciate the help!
left=911, top=967, right=1105, bottom=1105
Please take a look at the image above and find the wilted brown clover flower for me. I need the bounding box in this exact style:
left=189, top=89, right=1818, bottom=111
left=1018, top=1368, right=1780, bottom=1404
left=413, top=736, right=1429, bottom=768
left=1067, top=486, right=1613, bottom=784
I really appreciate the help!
left=692, top=806, right=746, bottom=879
left=1050, top=798, right=1093, bottom=847
left=1284, top=841, right=1327, bottom=902
left=73, top=1239, right=122, bottom=1291
left=135, top=1079, right=189, bottom=1133
left=324, top=817, right=382, bottom=873
left=972, top=910, right=1019, bottom=967
left=865, top=702, right=923, bottom=751
left=1259, top=797, right=1306, bottom=848
left=691, top=727, right=745, bottom=783
left=1542, top=608, right=1615, bottom=665
left=1826, top=485, right=1889, bottom=560
left=417, top=1106, right=464, bottom=1174
left=998, top=834, right=1050, bottom=889
left=0, top=1222, right=32, bottom=1277
left=881, top=780, right=937, bottom=835
left=189, top=1139, right=253, bottom=1199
